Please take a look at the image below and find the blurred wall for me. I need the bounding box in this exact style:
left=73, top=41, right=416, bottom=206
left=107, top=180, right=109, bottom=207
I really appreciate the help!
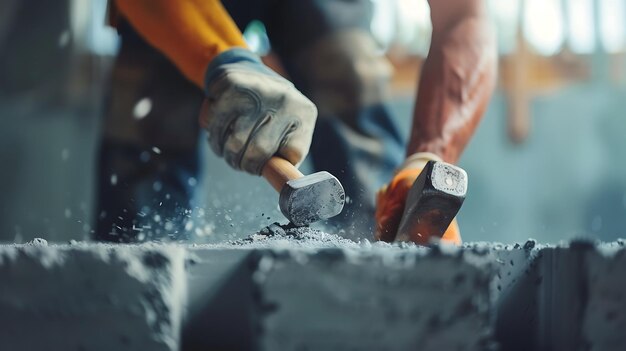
left=452, top=86, right=626, bottom=244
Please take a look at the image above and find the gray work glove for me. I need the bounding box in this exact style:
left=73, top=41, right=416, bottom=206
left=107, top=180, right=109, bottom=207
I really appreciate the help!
left=200, top=48, right=317, bottom=175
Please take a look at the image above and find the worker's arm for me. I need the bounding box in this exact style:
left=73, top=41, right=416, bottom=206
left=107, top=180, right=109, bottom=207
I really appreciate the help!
left=115, top=0, right=317, bottom=175
left=114, top=0, right=247, bottom=87
left=375, top=0, right=497, bottom=243
left=408, top=0, right=496, bottom=163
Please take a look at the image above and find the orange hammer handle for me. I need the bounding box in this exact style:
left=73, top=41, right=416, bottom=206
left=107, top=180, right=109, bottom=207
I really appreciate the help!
left=261, top=157, right=304, bottom=193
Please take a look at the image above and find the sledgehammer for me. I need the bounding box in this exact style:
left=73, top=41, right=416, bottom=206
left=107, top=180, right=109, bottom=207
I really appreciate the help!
left=396, top=160, right=468, bottom=242
left=262, top=157, right=345, bottom=226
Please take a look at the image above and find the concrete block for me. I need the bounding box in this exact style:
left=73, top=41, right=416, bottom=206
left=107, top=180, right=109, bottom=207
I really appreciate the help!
left=182, top=248, right=255, bottom=351
left=582, top=241, right=626, bottom=351
left=3, top=233, right=623, bottom=351
left=534, top=244, right=589, bottom=351
left=181, top=227, right=382, bottom=350
left=0, top=241, right=186, bottom=351
left=489, top=240, right=594, bottom=351
left=488, top=240, right=545, bottom=351
left=253, top=245, right=496, bottom=351
left=490, top=240, right=626, bottom=351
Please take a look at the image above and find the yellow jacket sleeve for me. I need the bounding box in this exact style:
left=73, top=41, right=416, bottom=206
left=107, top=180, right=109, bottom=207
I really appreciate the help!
left=114, top=0, right=248, bottom=88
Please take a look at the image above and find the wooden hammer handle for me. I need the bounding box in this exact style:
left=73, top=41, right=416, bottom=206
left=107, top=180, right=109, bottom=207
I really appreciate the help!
left=262, top=156, right=304, bottom=192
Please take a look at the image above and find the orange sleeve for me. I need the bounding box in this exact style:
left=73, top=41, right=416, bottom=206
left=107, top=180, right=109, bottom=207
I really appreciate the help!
left=114, top=0, right=248, bottom=88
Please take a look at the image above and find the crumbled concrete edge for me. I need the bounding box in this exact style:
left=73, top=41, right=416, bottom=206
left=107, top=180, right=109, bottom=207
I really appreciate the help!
left=0, top=242, right=186, bottom=351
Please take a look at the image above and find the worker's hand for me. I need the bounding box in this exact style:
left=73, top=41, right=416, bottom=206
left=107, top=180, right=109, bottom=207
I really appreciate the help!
left=200, top=48, right=317, bottom=174
left=375, top=153, right=461, bottom=245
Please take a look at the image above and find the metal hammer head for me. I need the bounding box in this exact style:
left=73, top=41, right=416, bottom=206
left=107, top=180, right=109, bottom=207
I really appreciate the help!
left=279, top=171, right=345, bottom=226
left=396, top=161, right=467, bottom=243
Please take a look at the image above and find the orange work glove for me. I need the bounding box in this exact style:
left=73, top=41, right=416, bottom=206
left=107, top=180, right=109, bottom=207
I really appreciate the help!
left=375, top=154, right=462, bottom=246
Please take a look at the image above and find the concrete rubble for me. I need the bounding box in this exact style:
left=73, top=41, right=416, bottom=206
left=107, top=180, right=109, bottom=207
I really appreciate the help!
left=0, top=230, right=624, bottom=351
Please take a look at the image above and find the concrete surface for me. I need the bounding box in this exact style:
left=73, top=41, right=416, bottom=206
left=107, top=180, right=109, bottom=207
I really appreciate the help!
left=582, top=241, right=626, bottom=351
left=0, top=239, right=186, bottom=351
left=183, top=227, right=495, bottom=351
left=254, top=246, right=494, bottom=351
left=488, top=239, right=626, bottom=351
left=488, top=240, right=545, bottom=351
left=0, top=236, right=625, bottom=351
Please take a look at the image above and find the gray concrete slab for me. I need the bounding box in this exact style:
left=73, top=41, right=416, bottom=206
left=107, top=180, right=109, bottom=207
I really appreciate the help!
left=1, top=236, right=625, bottom=351
left=582, top=241, right=626, bottom=351
left=253, top=245, right=495, bottom=351
left=488, top=240, right=626, bottom=351
left=0, top=240, right=186, bottom=351
left=183, top=247, right=255, bottom=351
left=487, top=240, right=545, bottom=351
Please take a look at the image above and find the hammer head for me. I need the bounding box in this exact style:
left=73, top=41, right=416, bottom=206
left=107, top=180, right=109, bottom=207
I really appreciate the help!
left=279, top=171, right=345, bottom=226
left=396, top=161, right=467, bottom=243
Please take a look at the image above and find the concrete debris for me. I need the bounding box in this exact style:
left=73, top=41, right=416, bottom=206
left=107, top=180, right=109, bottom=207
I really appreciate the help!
left=26, top=237, right=48, bottom=246
left=523, top=239, right=536, bottom=250
left=230, top=222, right=361, bottom=249
left=0, top=237, right=625, bottom=351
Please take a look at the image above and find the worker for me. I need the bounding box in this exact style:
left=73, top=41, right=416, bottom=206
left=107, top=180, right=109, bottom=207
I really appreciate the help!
left=96, top=0, right=495, bottom=245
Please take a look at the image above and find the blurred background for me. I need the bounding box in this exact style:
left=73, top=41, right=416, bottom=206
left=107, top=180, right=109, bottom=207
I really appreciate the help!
left=1, top=0, right=626, bottom=244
